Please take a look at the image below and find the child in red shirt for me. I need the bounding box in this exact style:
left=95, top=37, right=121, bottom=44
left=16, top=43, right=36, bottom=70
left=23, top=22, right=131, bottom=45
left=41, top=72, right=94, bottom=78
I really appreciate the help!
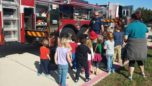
left=69, top=36, right=78, bottom=69
left=38, top=39, right=50, bottom=76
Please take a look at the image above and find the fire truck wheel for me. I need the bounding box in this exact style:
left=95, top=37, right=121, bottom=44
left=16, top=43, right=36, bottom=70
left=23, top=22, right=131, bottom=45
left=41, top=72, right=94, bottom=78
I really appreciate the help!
left=60, top=27, right=77, bottom=40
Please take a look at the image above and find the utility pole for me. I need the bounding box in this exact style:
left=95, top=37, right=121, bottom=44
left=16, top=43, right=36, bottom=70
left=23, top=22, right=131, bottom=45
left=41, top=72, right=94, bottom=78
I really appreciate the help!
left=107, top=2, right=110, bottom=19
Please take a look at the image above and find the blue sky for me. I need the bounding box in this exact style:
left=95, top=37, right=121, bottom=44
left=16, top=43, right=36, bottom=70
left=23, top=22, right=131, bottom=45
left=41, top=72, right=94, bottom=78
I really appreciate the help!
left=86, top=0, right=152, bottom=10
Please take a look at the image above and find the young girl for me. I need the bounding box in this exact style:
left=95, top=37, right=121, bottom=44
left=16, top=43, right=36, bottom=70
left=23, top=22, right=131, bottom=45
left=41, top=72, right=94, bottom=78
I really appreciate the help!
left=104, top=32, right=115, bottom=74
left=38, top=39, right=50, bottom=76
left=54, top=37, right=72, bottom=86
left=86, top=39, right=94, bottom=74
left=92, top=35, right=103, bottom=75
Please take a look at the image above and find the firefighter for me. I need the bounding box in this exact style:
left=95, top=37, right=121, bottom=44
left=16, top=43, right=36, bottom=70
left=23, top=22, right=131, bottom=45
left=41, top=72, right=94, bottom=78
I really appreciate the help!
left=89, top=11, right=104, bottom=35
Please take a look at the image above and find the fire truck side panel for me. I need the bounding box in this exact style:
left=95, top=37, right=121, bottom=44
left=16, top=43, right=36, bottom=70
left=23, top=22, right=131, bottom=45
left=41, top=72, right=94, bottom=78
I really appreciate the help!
left=58, top=19, right=77, bottom=32
left=80, top=20, right=90, bottom=27
left=58, top=19, right=90, bottom=32
left=0, top=11, right=4, bottom=45
left=20, top=0, right=35, bottom=43
left=0, top=2, right=3, bottom=45
left=20, top=13, right=25, bottom=43
left=21, top=0, right=35, bottom=7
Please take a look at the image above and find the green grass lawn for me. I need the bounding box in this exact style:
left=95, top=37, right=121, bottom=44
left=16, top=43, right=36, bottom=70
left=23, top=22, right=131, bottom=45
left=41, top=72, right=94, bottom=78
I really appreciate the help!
left=95, top=48, right=152, bottom=86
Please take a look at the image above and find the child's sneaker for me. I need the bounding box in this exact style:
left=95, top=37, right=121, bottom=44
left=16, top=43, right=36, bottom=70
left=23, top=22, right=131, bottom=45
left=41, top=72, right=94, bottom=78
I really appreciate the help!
left=112, top=70, right=115, bottom=73
left=75, top=78, right=79, bottom=82
left=128, top=76, right=133, bottom=81
left=45, top=74, right=52, bottom=79
left=85, top=78, right=91, bottom=82
left=37, top=73, right=42, bottom=76
left=108, top=71, right=111, bottom=74
left=142, top=73, right=146, bottom=78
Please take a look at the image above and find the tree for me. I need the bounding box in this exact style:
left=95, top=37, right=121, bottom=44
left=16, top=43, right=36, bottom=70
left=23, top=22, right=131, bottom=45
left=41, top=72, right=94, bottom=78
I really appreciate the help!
left=136, top=7, right=152, bottom=23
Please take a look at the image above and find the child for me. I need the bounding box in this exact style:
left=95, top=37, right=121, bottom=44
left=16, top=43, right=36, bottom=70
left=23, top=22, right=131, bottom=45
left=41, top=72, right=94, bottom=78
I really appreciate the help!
left=38, top=38, right=50, bottom=76
left=113, top=26, right=123, bottom=65
left=86, top=39, right=94, bottom=74
left=75, top=34, right=91, bottom=82
left=92, top=35, right=103, bottom=75
left=69, top=36, right=78, bottom=69
left=54, top=37, right=72, bottom=86
left=104, top=32, right=115, bottom=74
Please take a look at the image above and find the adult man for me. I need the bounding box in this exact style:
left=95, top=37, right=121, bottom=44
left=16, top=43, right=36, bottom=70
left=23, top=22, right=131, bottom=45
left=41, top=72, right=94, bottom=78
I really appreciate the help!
left=90, top=11, right=104, bottom=35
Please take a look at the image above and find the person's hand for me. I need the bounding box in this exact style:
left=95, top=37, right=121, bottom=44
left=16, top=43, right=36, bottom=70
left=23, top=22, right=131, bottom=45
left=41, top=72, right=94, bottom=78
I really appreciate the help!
left=69, top=63, right=73, bottom=67
left=122, top=42, right=126, bottom=48
left=48, top=57, right=51, bottom=61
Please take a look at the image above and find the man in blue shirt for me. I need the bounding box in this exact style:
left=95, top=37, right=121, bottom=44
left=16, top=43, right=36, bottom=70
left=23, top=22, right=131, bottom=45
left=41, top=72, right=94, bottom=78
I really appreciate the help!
left=90, top=11, right=104, bottom=34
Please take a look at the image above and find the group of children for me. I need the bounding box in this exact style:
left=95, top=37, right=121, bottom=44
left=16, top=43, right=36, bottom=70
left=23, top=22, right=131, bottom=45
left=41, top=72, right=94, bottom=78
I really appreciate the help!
left=38, top=25, right=124, bottom=86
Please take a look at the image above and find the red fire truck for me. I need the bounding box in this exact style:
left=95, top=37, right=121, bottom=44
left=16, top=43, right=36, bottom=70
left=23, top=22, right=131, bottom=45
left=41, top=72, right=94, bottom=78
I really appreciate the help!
left=0, top=0, right=101, bottom=45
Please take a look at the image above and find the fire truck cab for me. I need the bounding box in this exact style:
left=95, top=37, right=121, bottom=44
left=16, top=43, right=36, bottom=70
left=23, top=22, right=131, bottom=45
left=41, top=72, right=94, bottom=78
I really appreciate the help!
left=0, top=0, right=101, bottom=45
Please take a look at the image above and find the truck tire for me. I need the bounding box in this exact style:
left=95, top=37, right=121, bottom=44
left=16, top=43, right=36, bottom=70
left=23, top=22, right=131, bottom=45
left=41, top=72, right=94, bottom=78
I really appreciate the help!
left=60, top=27, right=77, bottom=40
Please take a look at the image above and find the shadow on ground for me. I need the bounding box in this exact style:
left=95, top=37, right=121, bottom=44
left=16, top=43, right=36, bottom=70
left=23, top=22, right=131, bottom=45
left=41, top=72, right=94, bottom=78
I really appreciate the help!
left=0, top=43, right=40, bottom=58
left=34, top=61, right=59, bottom=83
left=116, top=67, right=129, bottom=79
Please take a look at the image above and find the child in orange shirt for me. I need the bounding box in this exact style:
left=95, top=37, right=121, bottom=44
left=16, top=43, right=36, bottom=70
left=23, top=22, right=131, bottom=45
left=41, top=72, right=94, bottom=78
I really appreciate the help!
left=38, top=39, right=50, bottom=76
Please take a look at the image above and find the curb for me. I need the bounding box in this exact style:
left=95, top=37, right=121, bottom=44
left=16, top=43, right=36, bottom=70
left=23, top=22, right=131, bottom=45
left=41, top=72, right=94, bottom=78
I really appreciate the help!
left=81, top=63, right=122, bottom=86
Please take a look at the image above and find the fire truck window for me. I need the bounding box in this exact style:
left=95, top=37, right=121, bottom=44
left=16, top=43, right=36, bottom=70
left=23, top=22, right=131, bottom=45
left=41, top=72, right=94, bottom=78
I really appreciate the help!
left=74, top=8, right=91, bottom=20
left=59, top=5, right=74, bottom=19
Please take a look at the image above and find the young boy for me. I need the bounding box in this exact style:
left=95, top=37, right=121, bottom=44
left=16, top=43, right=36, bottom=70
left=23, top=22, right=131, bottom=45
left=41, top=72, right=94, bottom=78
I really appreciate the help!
left=38, top=39, right=50, bottom=76
left=113, top=26, right=123, bottom=65
left=75, top=34, right=91, bottom=82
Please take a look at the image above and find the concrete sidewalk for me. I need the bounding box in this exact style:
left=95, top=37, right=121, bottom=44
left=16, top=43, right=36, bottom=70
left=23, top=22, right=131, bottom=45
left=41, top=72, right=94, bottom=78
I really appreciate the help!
left=0, top=52, right=110, bottom=86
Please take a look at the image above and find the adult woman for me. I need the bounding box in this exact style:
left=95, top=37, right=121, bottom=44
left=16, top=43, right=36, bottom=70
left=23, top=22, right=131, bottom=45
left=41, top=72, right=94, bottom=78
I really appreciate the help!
left=124, top=11, right=148, bottom=80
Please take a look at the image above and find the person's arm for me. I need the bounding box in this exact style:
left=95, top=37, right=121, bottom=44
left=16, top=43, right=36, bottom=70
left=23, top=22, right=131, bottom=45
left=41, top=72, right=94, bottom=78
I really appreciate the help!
left=104, top=41, right=107, bottom=50
left=100, top=18, right=104, bottom=34
left=101, top=25, right=104, bottom=34
left=124, top=35, right=128, bottom=42
left=90, top=47, right=94, bottom=59
left=47, top=48, right=50, bottom=60
left=87, top=46, right=91, bottom=54
left=66, top=43, right=72, bottom=59
left=47, top=53, right=50, bottom=60
left=124, top=29, right=129, bottom=42
left=67, top=51, right=72, bottom=67
left=54, top=49, right=58, bottom=65
left=145, top=25, right=149, bottom=38
left=124, top=26, right=130, bottom=42
left=66, top=43, right=72, bottom=51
